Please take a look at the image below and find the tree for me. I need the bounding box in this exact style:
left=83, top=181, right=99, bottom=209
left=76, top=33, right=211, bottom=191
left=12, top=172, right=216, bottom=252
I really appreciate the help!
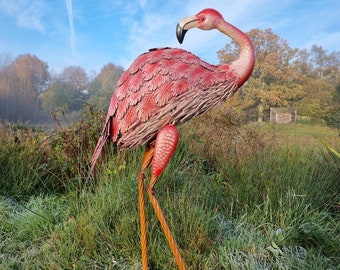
left=40, top=81, right=75, bottom=113
left=325, top=82, right=340, bottom=134
left=87, top=63, right=124, bottom=110
left=0, top=54, right=50, bottom=122
left=218, top=28, right=304, bottom=122
left=40, top=66, right=89, bottom=115
left=60, top=66, right=88, bottom=92
left=292, top=49, right=312, bottom=78
left=60, top=66, right=89, bottom=108
left=310, top=45, right=340, bottom=82
left=293, top=46, right=340, bottom=118
left=0, top=52, right=12, bottom=71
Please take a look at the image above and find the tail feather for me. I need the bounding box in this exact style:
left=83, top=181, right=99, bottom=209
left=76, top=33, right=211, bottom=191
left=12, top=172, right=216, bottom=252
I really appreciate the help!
left=86, top=126, right=110, bottom=183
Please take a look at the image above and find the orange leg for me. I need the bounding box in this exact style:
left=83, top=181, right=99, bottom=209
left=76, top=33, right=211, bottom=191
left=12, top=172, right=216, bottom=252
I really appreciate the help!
left=147, top=183, right=186, bottom=270
left=147, top=125, right=186, bottom=270
left=138, top=145, right=154, bottom=270
left=138, top=125, right=186, bottom=270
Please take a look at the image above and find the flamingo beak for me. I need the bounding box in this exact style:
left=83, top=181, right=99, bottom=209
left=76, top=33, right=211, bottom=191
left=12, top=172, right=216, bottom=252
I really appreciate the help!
left=176, top=23, right=187, bottom=44
left=176, top=15, right=199, bottom=44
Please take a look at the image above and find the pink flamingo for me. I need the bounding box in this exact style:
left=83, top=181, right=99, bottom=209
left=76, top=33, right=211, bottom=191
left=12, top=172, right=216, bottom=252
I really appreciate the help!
left=88, top=8, right=255, bottom=270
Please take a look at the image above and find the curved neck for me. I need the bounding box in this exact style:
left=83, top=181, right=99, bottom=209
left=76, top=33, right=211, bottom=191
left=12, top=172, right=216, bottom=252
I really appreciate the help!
left=218, top=20, right=255, bottom=87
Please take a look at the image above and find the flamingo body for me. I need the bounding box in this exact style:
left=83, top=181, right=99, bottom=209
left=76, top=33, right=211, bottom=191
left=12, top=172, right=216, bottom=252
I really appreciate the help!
left=88, top=8, right=255, bottom=270
left=90, top=48, right=238, bottom=170
left=114, top=48, right=238, bottom=148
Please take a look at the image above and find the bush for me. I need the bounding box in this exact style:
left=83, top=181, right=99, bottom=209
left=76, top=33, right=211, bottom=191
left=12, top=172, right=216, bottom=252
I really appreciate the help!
left=0, top=105, right=105, bottom=196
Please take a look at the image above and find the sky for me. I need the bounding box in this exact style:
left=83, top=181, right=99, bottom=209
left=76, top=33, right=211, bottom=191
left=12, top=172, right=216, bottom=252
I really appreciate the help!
left=0, top=0, right=339, bottom=74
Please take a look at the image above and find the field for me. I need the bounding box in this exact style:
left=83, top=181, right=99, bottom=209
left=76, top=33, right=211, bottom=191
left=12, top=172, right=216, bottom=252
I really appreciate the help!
left=0, top=111, right=339, bottom=270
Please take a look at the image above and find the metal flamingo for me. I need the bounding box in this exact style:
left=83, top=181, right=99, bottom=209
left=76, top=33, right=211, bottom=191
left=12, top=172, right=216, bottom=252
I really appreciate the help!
left=88, top=8, right=255, bottom=270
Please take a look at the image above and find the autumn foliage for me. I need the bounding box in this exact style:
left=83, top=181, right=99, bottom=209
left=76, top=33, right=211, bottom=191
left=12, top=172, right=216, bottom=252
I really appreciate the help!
left=0, top=28, right=339, bottom=127
left=217, top=28, right=340, bottom=123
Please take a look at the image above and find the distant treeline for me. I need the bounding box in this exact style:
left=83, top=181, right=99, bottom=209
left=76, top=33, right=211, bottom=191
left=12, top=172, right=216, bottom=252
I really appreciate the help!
left=0, top=28, right=339, bottom=129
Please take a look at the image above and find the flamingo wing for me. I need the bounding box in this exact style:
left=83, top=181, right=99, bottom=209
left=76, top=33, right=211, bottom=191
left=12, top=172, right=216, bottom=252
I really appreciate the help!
left=89, top=47, right=237, bottom=171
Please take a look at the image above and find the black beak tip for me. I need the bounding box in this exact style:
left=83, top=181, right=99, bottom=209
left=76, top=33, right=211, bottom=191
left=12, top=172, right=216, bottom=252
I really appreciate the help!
left=176, top=23, right=187, bottom=44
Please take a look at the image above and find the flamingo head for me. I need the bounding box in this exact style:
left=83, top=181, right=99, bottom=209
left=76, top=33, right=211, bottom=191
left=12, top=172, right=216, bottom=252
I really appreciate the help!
left=176, top=8, right=224, bottom=44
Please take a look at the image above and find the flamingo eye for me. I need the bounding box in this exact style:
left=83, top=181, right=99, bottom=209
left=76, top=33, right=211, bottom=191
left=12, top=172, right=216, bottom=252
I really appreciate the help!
left=199, top=16, right=205, bottom=22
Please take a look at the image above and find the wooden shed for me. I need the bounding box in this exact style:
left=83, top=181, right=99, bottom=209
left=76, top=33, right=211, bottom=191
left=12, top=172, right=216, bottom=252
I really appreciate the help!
left=270, top=107, right=297, bottom=123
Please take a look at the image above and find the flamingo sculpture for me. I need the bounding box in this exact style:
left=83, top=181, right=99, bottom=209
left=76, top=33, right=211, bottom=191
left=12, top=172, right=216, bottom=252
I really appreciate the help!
left=88, top=8, right=255, bottom=270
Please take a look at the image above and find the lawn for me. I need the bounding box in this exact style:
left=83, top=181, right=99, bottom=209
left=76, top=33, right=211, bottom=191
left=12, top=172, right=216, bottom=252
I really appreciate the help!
left=250, top=122, right=339, bottom=146
left=0, top=117, right=339, bottom=269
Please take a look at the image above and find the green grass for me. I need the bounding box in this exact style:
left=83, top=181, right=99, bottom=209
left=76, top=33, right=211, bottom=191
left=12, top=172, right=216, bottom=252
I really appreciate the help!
left=249, top=122, right=339, bottom=147
left=0, top=118, right=339, bottom=269
left=251, top=122, right=337, bottom=137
